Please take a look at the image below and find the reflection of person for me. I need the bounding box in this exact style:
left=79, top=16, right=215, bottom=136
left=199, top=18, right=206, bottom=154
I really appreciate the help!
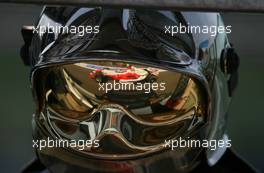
left=21, top=6, right=257, bottom=173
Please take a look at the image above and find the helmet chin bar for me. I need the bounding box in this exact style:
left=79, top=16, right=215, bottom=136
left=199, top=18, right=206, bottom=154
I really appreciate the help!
left=39, top=101, right=207, bottom=160
left=33, top=113, right=206, bottom=173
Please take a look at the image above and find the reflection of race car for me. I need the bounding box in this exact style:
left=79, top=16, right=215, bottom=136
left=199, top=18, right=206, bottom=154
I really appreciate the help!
left=88, top=66, right=158, bottom=83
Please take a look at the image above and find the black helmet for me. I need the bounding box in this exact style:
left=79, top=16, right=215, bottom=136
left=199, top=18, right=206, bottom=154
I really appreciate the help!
left=21, top=6, right=239, bottom=173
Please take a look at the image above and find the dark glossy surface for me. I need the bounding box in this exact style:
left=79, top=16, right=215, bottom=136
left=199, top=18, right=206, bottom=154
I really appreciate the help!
left=29, top=6, right=232, bottom=173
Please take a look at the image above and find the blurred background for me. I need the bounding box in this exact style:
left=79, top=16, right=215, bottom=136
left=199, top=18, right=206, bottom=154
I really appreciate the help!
left=0, top=4, right=263, bottom=173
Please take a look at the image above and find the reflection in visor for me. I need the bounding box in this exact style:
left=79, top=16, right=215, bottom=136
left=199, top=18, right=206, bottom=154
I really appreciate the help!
left=33, top=61, right=208, bottom=157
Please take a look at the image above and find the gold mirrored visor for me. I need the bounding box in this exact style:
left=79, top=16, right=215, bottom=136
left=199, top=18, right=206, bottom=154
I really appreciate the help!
left=32, top=61, right=208, bottom=156
left=33, top=61, right=208, bottom=122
